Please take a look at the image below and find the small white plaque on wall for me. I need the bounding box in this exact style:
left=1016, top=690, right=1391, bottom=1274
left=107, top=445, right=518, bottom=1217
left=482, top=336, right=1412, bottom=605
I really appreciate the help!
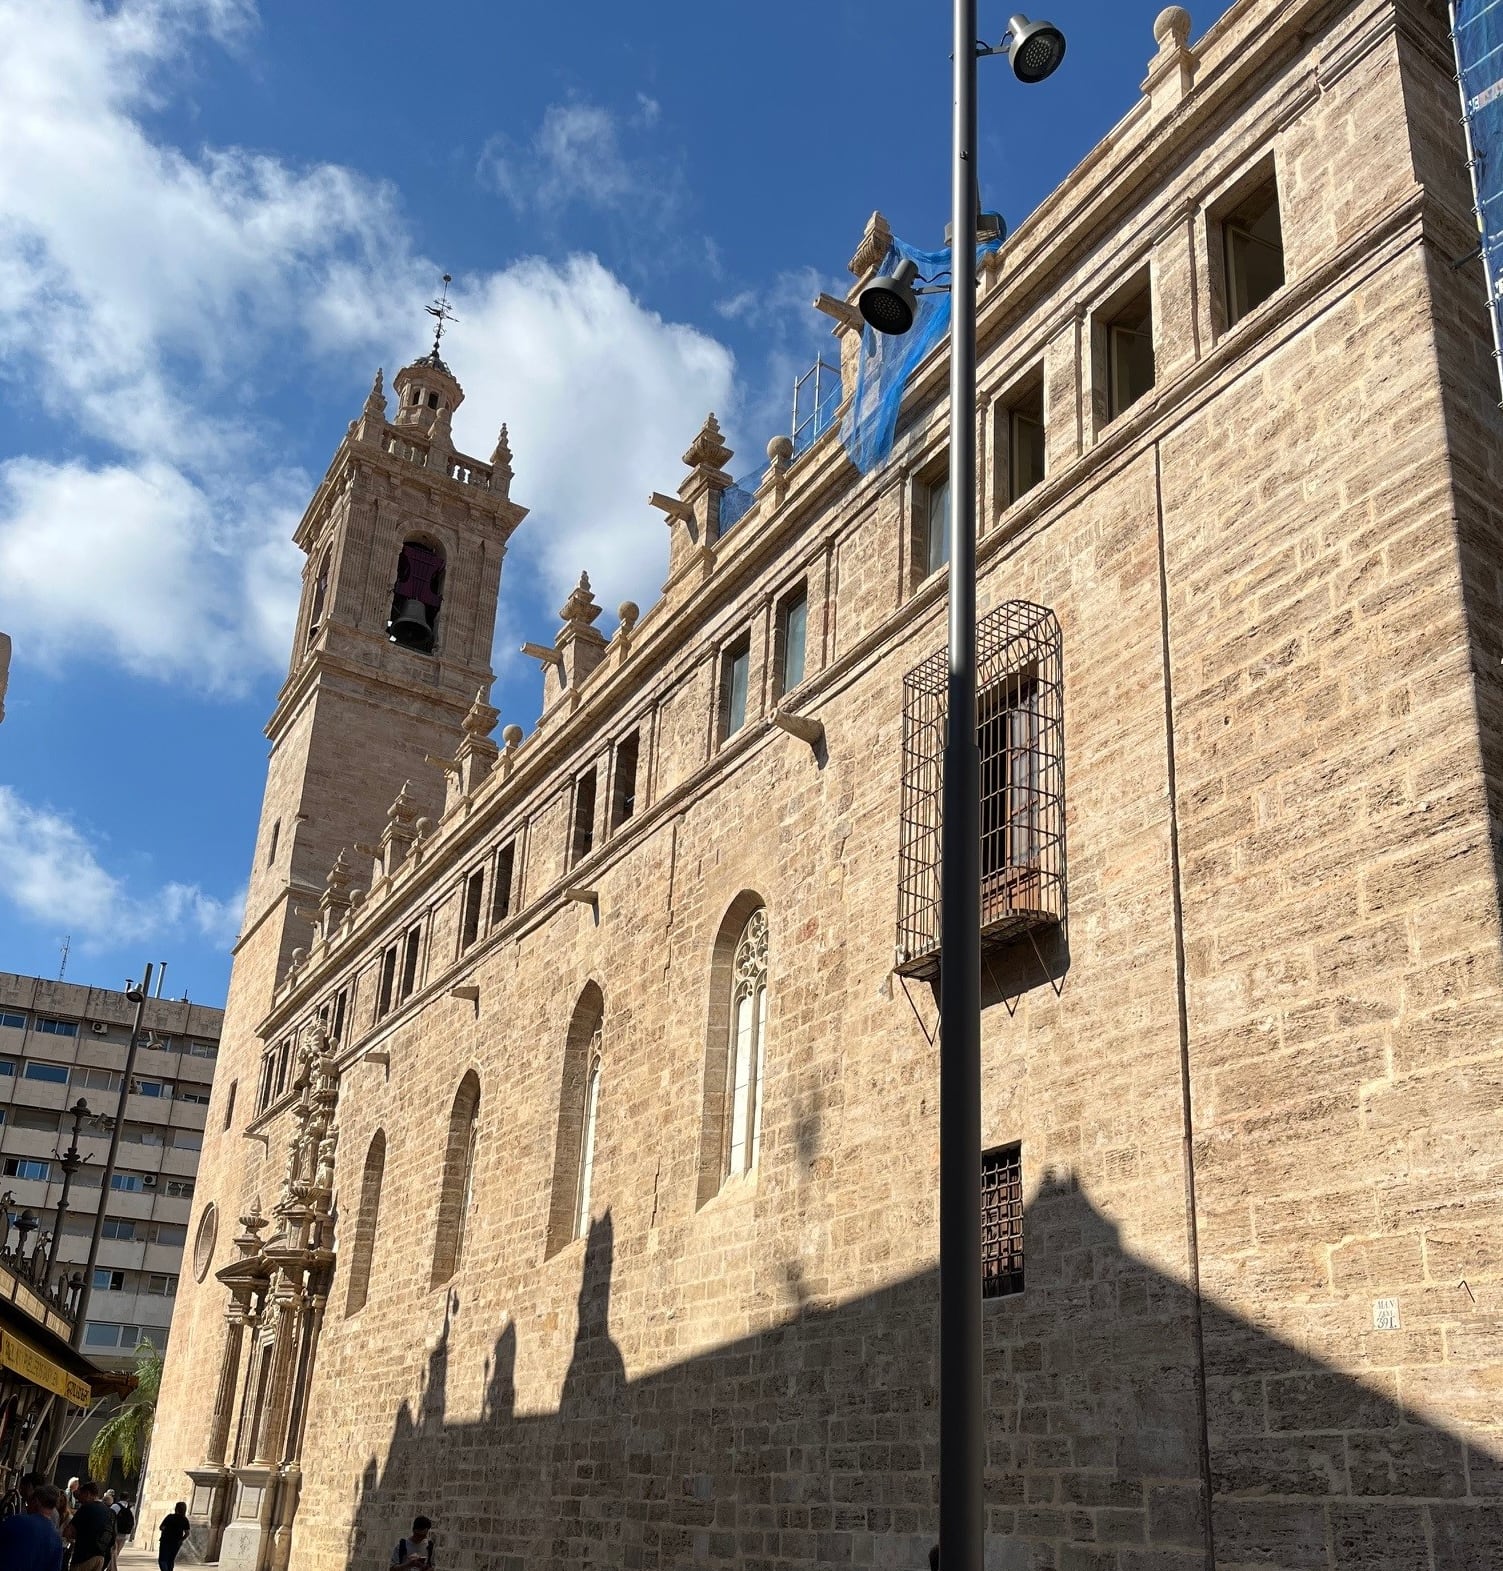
left=1373, top=1297, right=1401, bottom=1331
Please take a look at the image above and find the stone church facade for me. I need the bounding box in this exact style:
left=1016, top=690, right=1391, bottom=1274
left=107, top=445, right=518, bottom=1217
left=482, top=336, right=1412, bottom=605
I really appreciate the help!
left=145, top=2, right=1503, bottom=1567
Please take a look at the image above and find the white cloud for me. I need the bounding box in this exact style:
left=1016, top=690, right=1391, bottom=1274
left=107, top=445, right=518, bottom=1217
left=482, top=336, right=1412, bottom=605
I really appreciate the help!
left=447, top=258, right=734, bottom=616
left=0, top=786, right=245, bottom=952
left=479, top=97, right=680, bottom=223
left=0, top=0, right=738, bottom=692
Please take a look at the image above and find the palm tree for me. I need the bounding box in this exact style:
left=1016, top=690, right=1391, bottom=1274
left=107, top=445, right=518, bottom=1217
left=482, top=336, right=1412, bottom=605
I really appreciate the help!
left=89, top=1338, right=161, bottom=1485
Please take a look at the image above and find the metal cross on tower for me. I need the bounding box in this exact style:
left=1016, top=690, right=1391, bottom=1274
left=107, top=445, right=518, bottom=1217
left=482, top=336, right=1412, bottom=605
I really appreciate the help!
left=426, top=273, right=458, bottom=358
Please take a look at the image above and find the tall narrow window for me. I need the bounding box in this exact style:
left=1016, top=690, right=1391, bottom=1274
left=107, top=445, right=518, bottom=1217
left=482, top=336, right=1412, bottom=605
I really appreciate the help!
left=387, top=539, right=446, bottom=653
left=432, top=1074, right=480, bottom=1285
left=222, top=1080, right=237, bottom=1133
left=460, top=870, right=484, bottom=952
left=306, top=550, right=330, bottom=644
left=1006, top=382, right=1046, bottom=503
left=775, top=588, right=808, bottom=698
left=491, top=841, right=515, bottom=925
left=610, top=733, right=640, bottom=833
left=345, top=1130, right=385, bottom=1315
left=376, top=945, right=397, bottom=1020
left=570, top=768, right=597, bottom=866
left=978, top=672, right=1043, bottom=926
left=331, top=987, right=348, bottom=1046
left=721, top=640, right=751, bottom=740
left=398, top=925, right=421, bottom=1002
left=725, top=908, right=769, bottom=1178
left=573, top=1045, right=602, bottom=1241
left=545, top=985, right=605, bottom=1258
left=1103, top=275, right=1155, bottom=421
left=266, top=819, right=280, bottom=869
left=1222, top=172, right=1284, bottom=326
left=981, top=1143, right=1024, bottom=1298
left=918, top=472, right=950, bottom=578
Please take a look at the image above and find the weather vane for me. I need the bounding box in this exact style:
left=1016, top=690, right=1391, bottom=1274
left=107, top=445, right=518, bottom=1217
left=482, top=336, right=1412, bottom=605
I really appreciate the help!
left=425, top=273, right=458, bottom=358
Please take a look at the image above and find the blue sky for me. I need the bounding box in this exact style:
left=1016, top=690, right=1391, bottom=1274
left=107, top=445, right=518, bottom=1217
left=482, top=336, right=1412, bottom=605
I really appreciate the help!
left=0, top=0, right=1189, bottom=1007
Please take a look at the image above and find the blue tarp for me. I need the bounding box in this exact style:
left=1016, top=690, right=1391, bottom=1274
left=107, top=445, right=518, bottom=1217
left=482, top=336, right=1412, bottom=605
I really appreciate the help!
left=1454, top=0, right=1503, bottom=395
left=840, top=234, right=1003, bottom=475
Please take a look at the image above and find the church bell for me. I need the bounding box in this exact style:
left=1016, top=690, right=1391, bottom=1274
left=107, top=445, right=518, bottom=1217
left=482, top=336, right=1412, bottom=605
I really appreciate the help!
left=388, top=598, right=433, bottom=650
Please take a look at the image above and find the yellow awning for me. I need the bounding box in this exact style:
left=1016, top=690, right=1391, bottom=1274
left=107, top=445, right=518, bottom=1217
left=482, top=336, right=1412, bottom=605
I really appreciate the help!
left=0, top=1329, right=92, bottom=1407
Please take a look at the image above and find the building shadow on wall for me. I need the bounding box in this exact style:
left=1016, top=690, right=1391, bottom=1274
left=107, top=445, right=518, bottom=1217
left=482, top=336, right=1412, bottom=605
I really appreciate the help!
left=344, top=1185, right=1500, bottom=1571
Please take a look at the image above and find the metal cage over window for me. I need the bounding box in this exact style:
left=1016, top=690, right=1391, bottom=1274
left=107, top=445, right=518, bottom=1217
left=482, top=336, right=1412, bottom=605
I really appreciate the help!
left=896, top=599, right=1064, bottom=979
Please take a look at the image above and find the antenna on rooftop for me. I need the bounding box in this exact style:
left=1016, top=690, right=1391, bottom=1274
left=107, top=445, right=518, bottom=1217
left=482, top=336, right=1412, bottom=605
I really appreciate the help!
left=57, top=935, right=70, bottom=982
left=425, top=273, right=458, bottom=359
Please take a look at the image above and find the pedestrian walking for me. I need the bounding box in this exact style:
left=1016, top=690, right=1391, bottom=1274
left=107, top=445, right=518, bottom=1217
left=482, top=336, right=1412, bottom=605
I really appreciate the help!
left=111, top=1497, right=135, bottom=1541
left=0, top=1482, right=65, bottom=1571
left=62, top=1481, right=115, bottom=1571
left=156, top=1502, right=191, bottom=1571
left=391, top=1515, right=435, bottom=1568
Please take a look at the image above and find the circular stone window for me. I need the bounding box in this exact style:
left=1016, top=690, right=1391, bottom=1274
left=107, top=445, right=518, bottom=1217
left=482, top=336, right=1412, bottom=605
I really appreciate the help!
left=193, top=1202, right=219, bottom=1282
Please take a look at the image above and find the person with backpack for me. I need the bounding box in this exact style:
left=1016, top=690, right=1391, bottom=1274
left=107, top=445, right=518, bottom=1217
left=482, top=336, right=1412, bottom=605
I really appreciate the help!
left=110, top=1497, right=135, bottom=1541
left=390, top=1515, right=435, bottom=1568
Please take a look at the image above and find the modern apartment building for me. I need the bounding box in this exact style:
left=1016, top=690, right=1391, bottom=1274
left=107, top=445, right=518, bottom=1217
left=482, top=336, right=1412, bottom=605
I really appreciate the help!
left=0, top=972, right=223, bottom=1371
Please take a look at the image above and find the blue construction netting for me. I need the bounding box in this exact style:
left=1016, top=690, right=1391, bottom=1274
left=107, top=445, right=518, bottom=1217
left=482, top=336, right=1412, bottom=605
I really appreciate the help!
left=840, top=233, right=1003, bottom=475
left=1454, top=0, right=1503, bottom=400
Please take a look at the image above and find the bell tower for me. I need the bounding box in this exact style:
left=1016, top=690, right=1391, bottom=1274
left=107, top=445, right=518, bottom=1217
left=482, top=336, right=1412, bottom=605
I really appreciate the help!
left=238, top=339, right=526, bottom=990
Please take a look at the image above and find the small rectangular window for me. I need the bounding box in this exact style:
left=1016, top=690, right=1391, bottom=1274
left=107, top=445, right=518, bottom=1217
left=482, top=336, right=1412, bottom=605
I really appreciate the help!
left=921, top=474, right=949, bottom=577
left=165, top=1178, right=195, bottom=1198
left=0, top=1011, right=27, bottom=1030
left=377, top=945, right=398, bottom=1019
left=102, top=1219, right=136, bottom=1242
left=93, top=1269, right=125, bottom=1292
left=775, top=588, right=808, bottom=698
left=72, top=1066, right=121, bottom=1093
left=981, top=1143, right=1024, bottom=1299
left=147, top=1273, right=178, bottom=1296
left=721, top=640, right=751, bottom=740
left=610, top=733, right=640, bottom=833
left=1222, top=173, right=1285, bottom=327
left=570, top=769, right=598, bottom=866
left=0, top=1059, right=14, bottom=1076
left=1103, top=274, right=1155, bottom=421
left=173, top=1128, right=203, bottom=1151
left=398, top=927, right=421, bottom=1002
left=111, top=1173, right=145, bottom=1193
left=178, top=1084, right=211, bottom=1105
left=152, top=1223, right=186, bottom=1247
left=24, top=1062, right=69, bottom=1085
left=491, top=842, right=515, bottom=925
left=3, top=1157, right=50, bottom=1182
left=460, top=869, right=485, bottom=952
left=35, top=1018, right=78, bottom=1038
left=1006, top=382, right=1046, bottom=504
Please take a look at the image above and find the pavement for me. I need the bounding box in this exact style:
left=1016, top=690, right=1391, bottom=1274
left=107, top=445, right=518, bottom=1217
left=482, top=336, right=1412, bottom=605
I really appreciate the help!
left=118, top=1545, right=159, bottom=1570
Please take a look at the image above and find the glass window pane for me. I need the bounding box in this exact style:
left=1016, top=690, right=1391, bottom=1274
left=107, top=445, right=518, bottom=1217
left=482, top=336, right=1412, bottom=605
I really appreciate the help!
left=726, top=648, right=750, bottom=736
left=574, top=1065, right=601, bottom=1238
left=728, top=993, right=753, bottom=1173
left=782, top=596, right=807, bottom=693
left=926, top=479, right=950, bottom=575
left=750, top=985, right=767, bottom=1169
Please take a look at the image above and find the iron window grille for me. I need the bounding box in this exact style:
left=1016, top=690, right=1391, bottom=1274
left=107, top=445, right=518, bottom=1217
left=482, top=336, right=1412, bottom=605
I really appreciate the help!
left=896, top=600, right=1064, bottom=979
left=981, top=1142, right=1024, bottom=1299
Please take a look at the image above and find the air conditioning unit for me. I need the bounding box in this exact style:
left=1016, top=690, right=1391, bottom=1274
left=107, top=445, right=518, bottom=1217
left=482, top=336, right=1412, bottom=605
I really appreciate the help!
left=142, top=1174, right=158, bottom=1189
left=90, top=1022, right=110, bottom=1036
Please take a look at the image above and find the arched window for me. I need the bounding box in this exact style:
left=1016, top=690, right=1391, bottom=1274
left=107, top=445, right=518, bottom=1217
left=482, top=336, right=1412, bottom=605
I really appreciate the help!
left=726, top=909, right=768, bottom=1176
left=306, top=549, right=330, bottom=644
left=696, top=896, right=770, bottom=1207
left=345, top=1130, right=385, bottom=1315
left=545, top=985, right=604, bottom=1258
left=431, top=1073, right=479, bottom=1286
left=387, top=539, right=446, bottom=653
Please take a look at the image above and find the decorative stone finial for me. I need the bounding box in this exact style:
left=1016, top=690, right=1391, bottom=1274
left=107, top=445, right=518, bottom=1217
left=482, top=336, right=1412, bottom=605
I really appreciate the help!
left=682, top=412, right=732, bottom=472
left=462, top=688, right=499, bottom=739
left=365, top=367, right=387, bottom=417
left=617, top=600, right=639, bottom=635
left=848, top=211, right=893, bottom=278
left=387, top=781, right=420, bottom=827
left=325, top=849, right=353, bottom=894
left=767, top=433, right=794, bottom=464
left=1153, top=6, right=1191, bottom=47
left=559, top=572, right=603, bottom=629
left=502, top=724, right=524, bottom=751
left=491, top=422, right=512, bottom=477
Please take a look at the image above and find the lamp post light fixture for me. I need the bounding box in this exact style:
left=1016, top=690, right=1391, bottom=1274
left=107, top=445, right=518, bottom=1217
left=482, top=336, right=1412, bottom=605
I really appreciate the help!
left=72, top=963, right=154, bottom=1351
left=46, top=1098, right=93, bottom=1280
left=858, top=13, right=1064, bottom=1571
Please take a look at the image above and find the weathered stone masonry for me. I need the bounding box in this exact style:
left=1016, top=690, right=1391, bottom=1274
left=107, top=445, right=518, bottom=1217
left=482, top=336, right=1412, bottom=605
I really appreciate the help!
left=147, top=3, right=1503, bottom=1568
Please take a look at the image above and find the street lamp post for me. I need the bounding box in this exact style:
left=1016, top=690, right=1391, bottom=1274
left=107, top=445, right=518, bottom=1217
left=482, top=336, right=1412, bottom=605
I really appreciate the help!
left=47, top=1098, right=94, bottom=1280
left=859, top=15, right=1064, bottom=1571
left=71, top=963, right=154, bottom=1351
